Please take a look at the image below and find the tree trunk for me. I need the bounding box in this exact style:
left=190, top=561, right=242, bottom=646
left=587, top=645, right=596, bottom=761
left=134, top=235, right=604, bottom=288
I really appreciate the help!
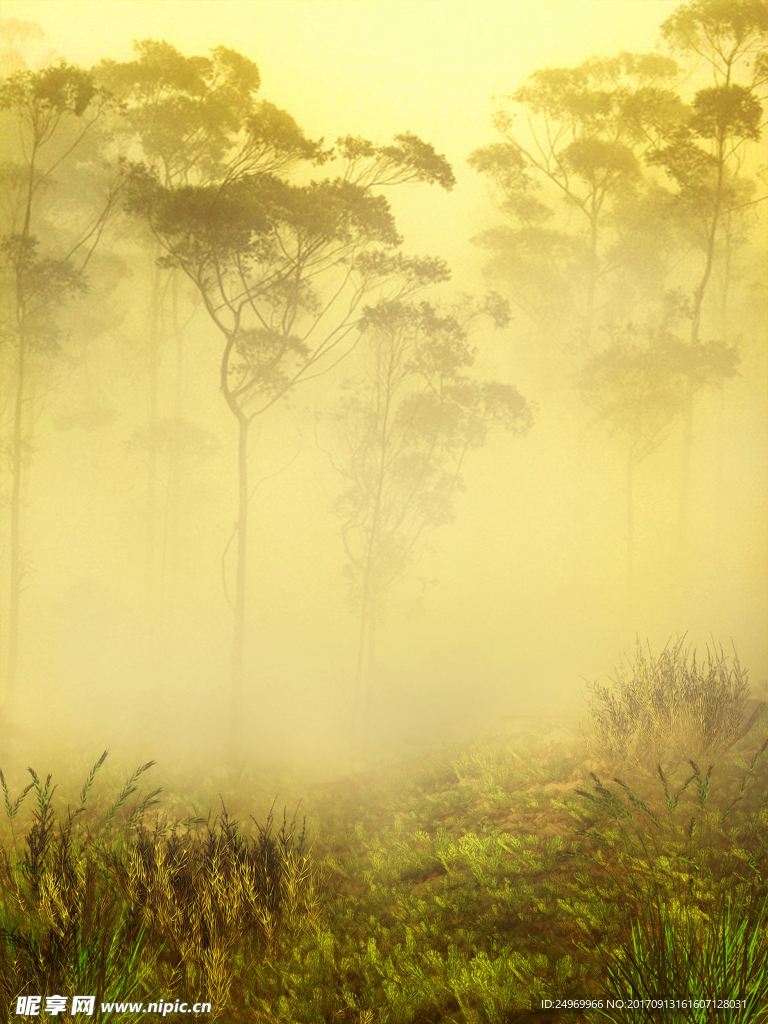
left=6, top=320, right=28, bottom=710
left=230, top=411, right=250, bottom=760
left=626, top=450, right=634, bottom=612
left=351, top=549, right=381, bottom=769
left=349, top=366, right=393, bottom=771
left=678, top=386, right=694, bottom=557
left=351, top=588, right=369, bottom=770
left=145, top=259, right=162, bottom=604
left=163, top=275, right=185, bottom=609
left=678, top=129, right=726, bottom=564
left=3, top=151, right=37, bottom=713
left=585, top=205, right=599, bottom=346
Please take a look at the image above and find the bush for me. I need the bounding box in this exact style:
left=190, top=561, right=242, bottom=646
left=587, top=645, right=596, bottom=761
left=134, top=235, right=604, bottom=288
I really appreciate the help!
left=582, top=636, right=765, bottom=776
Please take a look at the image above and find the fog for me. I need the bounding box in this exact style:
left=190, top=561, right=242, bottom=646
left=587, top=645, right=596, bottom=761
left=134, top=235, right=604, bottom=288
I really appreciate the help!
left=1, top=1, right=766, bottom=790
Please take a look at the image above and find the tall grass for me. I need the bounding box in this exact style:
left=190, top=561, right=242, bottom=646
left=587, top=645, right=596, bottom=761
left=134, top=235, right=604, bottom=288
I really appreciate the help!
left=580, top=635, right=762, bottom=778
left=0, top=755, right=164, bottom=1020
left=0, top=753, right=319, bottom=1022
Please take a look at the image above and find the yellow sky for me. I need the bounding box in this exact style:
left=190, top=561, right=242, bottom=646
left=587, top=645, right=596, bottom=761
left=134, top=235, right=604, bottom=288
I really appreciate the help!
left=1, top=1, right=683, bottom=270
left=2, top=1, right=681, bottom=144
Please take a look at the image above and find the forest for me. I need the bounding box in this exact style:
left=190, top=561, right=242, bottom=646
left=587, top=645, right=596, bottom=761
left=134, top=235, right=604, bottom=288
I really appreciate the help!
left=0, top=1, right=767, bottom=1020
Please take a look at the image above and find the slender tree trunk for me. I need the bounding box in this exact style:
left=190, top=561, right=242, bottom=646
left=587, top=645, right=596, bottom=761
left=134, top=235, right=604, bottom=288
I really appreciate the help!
left=161, top=275, right=185, bottom=612
left=690, top=130, right=726, bottom=350
left=218, top=330, right=252, bottom=762
left=718, top=211, right=734, bottom=343
left=230, top=411, right=250, bottom=759
left=351, top=582, right=371, bottom=769
left=678, top=387, right=694, bottom=554
left=4, top=154, right=37, bottom=712
left=626, top=450, right=634, bottom=611
left=679, top=129, right=725, bottom=563
left=366, top=600, right=377, bottom=712
left=145, top=259, right=163, bottom=603
left=349, top=358, right=394, bottom=770
left=162, top=440, right=180, bottom=611
left=585, top=206, right=599, bottom=346
left=351, top=603, right=385, bottom=770
left=6, top=321, right=28, bottom=709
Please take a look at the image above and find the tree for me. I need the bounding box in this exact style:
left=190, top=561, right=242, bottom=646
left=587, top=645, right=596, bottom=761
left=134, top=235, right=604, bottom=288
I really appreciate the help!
left=126, top=416, right=220, bottom=603
left=124, top=89, right=456, bottom=757
left=469, top=51, right=684, bottom=346
left=0, top=62, right=121, bottom=712
left=661, top=0, right=768, bottom=87
left=97, top=41, right=269, bottom=604
left=328, top=296, right=532, bottom=769
left=658, top=0, right=767, bottom=346
left=654, top=0, right=768, bottom=546
left=470, top=1, right=767, bottom=589
left=577, top=309, right=739, bottom=598
left=99, top=40, right=266, bottom=189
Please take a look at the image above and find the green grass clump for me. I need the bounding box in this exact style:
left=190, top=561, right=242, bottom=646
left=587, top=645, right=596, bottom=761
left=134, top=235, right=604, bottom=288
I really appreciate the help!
left=0, top=754, right=162, bottom=1022
left=569, top=749, right=768, bottom=1022
left=1, top=636, right=766, bottom=1023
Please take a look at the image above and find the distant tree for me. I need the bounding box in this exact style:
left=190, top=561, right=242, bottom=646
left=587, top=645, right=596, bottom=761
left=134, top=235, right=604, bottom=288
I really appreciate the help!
left=0, top=62, right=121, bottom=711
left=99, top=40, right=266, bottom=189
left=654, top=0, right=767, bottom=545
left=327, top=296, right=532, bottom=768
left=125, top=95, right=456, bottom=756
left=471, top=0, right=767, bottom=583
left=126, top=416, right=220, bottom=601
left=0, top=19, right=47, bottom=74
left=577, top=309, right=739, bottom=597
left=97, top=41, right=269, bottom=601
left=658, top=0, right=767, bottom=346
left=469, top=51, right=685, bottom=346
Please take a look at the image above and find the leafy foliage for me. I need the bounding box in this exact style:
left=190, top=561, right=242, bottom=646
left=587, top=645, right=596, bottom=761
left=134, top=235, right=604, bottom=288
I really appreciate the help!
left=0, top=62, right=97, bottom=119
left=577, top=321, right=739, bottom=463
left=98, top=41, right=321, bottom=186
left=470, top=50, right=688, bottom=339
left=333, top=298, right=531, bottom=609
left=124, top=132, right=452, bottom=418
left=661, top=0, right=768, bottom=84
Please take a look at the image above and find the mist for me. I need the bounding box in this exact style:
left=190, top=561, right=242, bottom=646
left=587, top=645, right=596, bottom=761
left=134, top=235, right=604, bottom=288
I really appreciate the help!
left=1, top=0, right=766, bottom=795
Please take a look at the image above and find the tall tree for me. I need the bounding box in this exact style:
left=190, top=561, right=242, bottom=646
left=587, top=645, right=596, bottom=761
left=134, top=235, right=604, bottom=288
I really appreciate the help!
left=659, top=0, right=767, bottom=346
left=97, top=42, right=268, bottom=605
left=470, top=2, right=766, bottom=589
left=328, top=296, right=532, bottom=769
left=469, top=51, right=684, bottom=346
left=125, top=100, right=455, bottom=757
left=577, top=310, right=738, bottom=599
left=654, top=0, right=767, bottom=546
left=0, top=62, right=120, bottom=713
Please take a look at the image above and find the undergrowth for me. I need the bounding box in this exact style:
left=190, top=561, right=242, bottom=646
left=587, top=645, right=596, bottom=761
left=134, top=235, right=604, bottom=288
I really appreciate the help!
left=1, top=636, right=766, bottom=1023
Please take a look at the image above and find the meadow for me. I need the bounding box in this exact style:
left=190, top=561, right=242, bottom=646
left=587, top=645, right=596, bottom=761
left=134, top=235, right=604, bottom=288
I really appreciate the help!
left=1, top=639, right=767, bottom=1023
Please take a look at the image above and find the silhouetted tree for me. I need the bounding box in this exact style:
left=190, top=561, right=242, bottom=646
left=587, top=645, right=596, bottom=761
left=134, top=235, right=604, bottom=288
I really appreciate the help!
left=0, top=62, right=121, bottom=711
left=471, top=0, right=766, bottom=588
left=656, top=0, right=767, bottom=546
left=328, top=296, right=532, bottom=768
left=125, top=100, right=456, bottom=756
left=469, top=51, right=684, bottom=346
left=577, top=312, right=739, bottom=597
left=98, top=42, right=269, bottom=602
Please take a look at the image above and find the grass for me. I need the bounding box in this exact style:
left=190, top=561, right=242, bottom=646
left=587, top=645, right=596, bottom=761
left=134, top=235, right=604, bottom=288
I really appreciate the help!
left=1, top=637, right=766, bottom=1023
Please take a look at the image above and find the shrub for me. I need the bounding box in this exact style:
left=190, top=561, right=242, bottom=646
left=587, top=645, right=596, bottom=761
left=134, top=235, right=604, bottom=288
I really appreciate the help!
left=581, top=636, right=765, bottom=776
